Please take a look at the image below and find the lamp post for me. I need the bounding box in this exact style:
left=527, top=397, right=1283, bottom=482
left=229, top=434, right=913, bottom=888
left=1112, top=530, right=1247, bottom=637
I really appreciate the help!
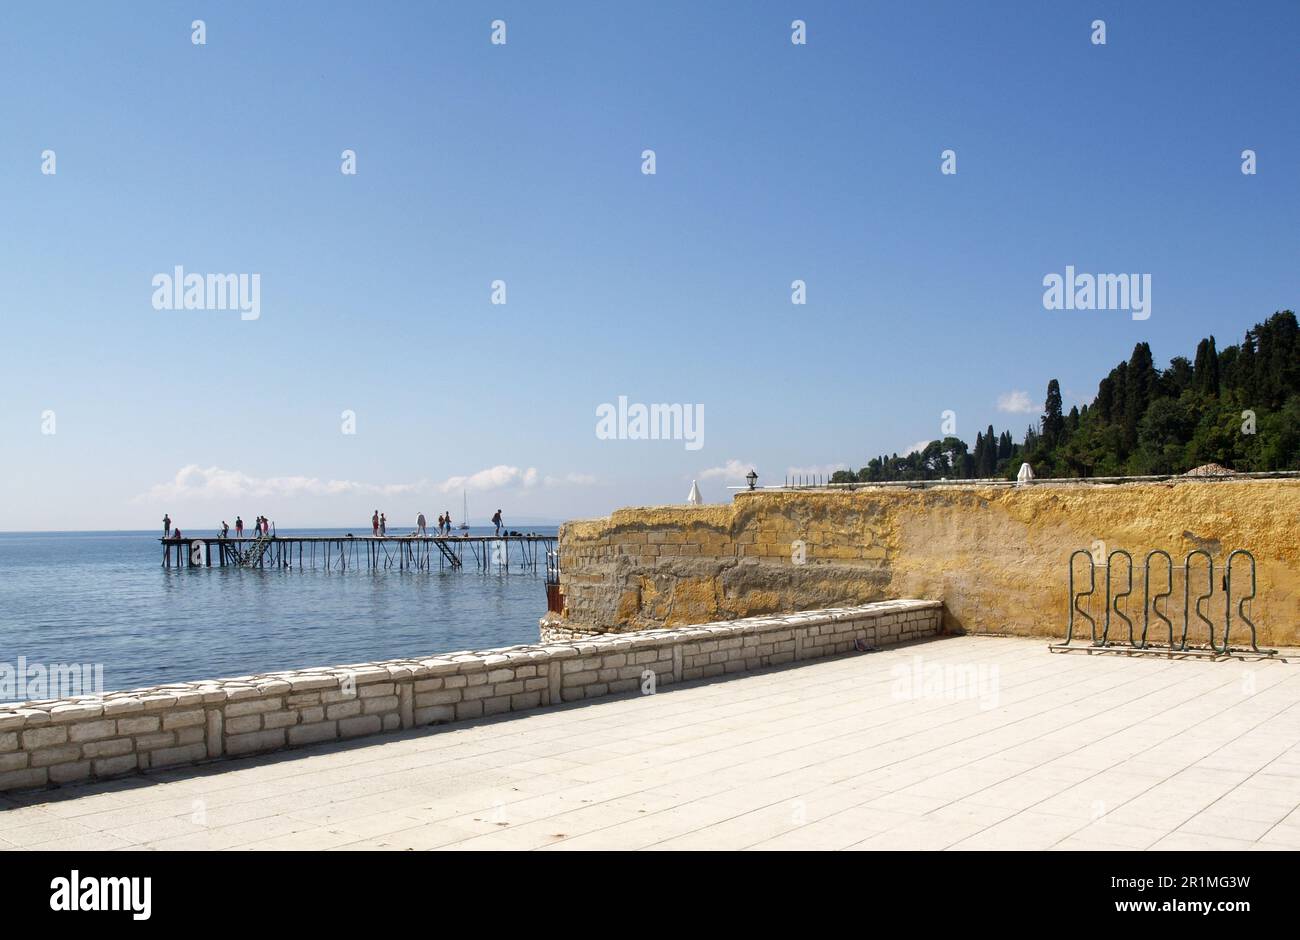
left=746, top=469, right=758, bottom=490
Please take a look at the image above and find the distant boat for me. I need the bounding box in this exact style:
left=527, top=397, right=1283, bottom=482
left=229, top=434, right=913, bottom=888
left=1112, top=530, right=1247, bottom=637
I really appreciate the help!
left=458, top=491, right=470, bottom=530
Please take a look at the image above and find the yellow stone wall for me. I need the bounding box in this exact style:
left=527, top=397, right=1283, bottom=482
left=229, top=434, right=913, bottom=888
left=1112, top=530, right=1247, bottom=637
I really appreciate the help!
left=557, top=479, right=1300, bottom=646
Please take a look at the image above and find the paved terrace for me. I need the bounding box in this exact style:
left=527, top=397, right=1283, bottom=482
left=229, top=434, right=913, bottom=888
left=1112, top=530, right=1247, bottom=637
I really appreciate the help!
left=1, top=635, right=1298, bottom=851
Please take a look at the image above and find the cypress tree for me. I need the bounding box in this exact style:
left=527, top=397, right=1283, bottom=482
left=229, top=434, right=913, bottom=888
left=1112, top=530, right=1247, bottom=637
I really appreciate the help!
left=1043, top=379, right=1065, bottom=446
left=1193, top=336, right=1220, bottom=395
left=1096, top=375, right=1115, bottom=423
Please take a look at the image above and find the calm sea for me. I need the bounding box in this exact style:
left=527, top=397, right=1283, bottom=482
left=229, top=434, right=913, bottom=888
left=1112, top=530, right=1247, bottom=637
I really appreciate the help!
left=0, top=528, right=557, bottom=696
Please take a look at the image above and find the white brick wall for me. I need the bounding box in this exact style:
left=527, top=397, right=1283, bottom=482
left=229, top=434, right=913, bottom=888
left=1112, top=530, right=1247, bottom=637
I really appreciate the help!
left=0, top=600, right=942, bottom=793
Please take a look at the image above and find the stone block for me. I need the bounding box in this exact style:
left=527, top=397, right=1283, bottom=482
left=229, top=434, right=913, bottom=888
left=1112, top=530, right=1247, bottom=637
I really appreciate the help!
left=81, top=738, right=133, bottom=759
left=288, top=721, right=337, bottom=746
left=133, top=732, right=176, bottom=751
left=509, top=692, right=542, bottom=710
left=325, top=701, right=362, bottom=720
left=455, top=701, right=483, bottom=720
left=92, top=754, right=139, bottom=778
left=338, top=715, right=382, bottom=738
left=225, top=715, right=262, bottom=734
left=48, top=703, right=104, bottom=722
left=21, top=726, right=68, bottom=749
left=414, top=705, right=454, bottom=725
left=260, top=710, right=299, bottom=730
left=225, top=729, right=286, bottom=755
left=162, top=709, right=206, bottom=730
left=67, top=720, right=117, bottom=743
left=116, top=716, right=160, bottom=735
left=176, top=726, right=206, bottom=746
left=415, top=689, right=461, bottom=707
left=361, top=695, right=400, bottom=715
left=149, top=743, right=208, bottom=769
left=0, top=767, right=49, bottom=790
left=225, top=698, right=283, bottom=718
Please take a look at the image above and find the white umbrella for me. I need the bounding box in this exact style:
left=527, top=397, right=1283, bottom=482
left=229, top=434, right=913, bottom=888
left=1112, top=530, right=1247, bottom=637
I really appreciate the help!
left=687, top=480, right=702, bottom=505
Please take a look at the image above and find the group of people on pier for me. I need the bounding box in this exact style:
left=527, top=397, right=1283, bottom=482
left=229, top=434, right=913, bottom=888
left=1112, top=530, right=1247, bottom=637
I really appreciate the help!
left=368, top=509, right=506, bottom=537
left=227, top=516, right=270, bottom=539
left=162, top=514, right=272, bottom=541
left=163, top=508, right=507, bottom=542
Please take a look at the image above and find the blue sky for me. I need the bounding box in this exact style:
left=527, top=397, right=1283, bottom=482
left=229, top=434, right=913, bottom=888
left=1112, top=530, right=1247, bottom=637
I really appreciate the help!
left=2, top=1, right=1296, bottom=530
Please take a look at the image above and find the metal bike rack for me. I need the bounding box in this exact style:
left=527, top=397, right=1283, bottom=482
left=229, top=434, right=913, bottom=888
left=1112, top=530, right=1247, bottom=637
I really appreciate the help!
left=1184, top=549, right=1215, bottom=653
left=1103, top=549, right=1134, bottom=646
left=1051, top=546, right=1278, bottom=659
left=1222, top=549, right=1275, bottom=655
left=1063, top=549, right=1097, bottom=645
left=1139, top=549, right=1174, bottom=649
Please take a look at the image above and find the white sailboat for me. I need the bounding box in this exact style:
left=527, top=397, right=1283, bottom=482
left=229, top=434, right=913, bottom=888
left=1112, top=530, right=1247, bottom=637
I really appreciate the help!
left=458, top=491, right=470, bottom=530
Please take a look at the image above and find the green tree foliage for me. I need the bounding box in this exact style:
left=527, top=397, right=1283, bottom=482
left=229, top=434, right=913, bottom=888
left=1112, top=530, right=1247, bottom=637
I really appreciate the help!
left=832, top=311, right=1300, bottom=482
left=1043, top=380, right=1065, bottom=447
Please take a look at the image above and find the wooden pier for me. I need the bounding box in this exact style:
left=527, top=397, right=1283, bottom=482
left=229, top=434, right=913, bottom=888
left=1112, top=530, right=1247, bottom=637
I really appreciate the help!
left=160, top=533, right=557, bottom=573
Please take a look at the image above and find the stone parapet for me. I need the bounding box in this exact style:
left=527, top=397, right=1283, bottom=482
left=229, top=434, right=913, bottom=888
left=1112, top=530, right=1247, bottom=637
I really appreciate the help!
left=0, top=600, right=942, bottom=793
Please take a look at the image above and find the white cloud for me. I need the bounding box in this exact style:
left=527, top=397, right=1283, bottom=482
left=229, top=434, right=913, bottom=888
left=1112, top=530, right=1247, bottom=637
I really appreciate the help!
left=904, top=440, right=933, bottom=456
left=698, top=459, right=754, bottom=481
left=997, top=390, right=1037, bottom=414
left=139, top=464, right=541, bottom=503
left=437, top=465, right=538, bottom=494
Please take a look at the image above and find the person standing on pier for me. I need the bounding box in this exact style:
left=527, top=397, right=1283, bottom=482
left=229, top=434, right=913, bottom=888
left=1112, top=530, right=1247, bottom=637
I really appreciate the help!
left=235, top=516, right=244, bottom=538
left=379, top=512, right=387, bottom=537
left=492, top=509, right=503, bottom=536
left=417, top=512, right=427, bottom=536
left=163, top=513, right=171, bottom=539
left=443, top=510, right=452, bottom=535
left=221, top=521, right=229, bottom=539
left=371, top=510, right=379, bottom=536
